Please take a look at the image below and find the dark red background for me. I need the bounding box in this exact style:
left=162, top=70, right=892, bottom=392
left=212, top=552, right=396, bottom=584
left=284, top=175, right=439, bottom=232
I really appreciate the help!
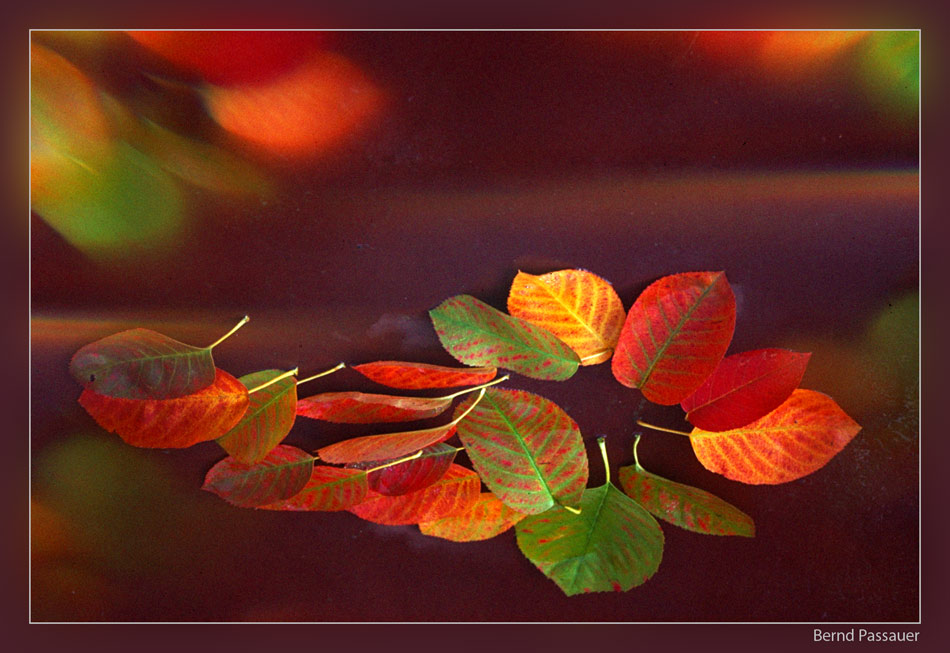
left=30, top=30, right=919, bottom=623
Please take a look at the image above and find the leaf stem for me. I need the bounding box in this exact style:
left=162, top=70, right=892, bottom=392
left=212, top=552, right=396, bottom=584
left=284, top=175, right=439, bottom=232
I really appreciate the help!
left=597, top=435, right=610, bottom=485
left=247, top=368, right=299, bottom=394
left=208, top=315, right=250, bottom=349
left=632, top=433, right=643, bottom=469
left=579, top=348, right=612, bottom=363
left=563, top=505, right=582, bottom=515
left=449, top=387, right=486, bottom=426
left=296, top=362, right=346, bottom=387
left=439, top=374, right=510, bottom=400
left=363, top=450, right=423, bottom=474
left=635, top=419, right=692, bottom=437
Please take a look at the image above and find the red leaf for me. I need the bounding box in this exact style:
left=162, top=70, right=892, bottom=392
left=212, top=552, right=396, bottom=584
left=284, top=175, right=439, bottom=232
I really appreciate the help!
left=347, top=464, right=481, bottom=525
left=690, top=389, right=862, bottom=484
left=681, top=349, right=811, bottom=431
left=202, top=445, right=314, bottom=507
left=296, top=391, right=451, bottom=423
left=316, top=423, right=458, bottom=464
left=261, top=466, right=368, bottom=512
left=419, top=492, right=526, bottom=542
left=353, top=360, right=498, bottom=389
left=348, top=442, right=459, bottom=496
left=611, top=271, right=736, bottom=405
left=78, top=368, right=249, bottom=448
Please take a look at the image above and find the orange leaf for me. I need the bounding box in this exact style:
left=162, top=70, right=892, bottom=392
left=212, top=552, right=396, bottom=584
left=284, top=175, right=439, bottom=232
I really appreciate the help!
left=352, top=360, right=497, bottom=389
left=315, top=423, right=458, bottom=464
left=419, top=492, right=526, bottom=541
left=507, top=269, right=625, bottom=365
left=612, top=271, right=736, bottom=405
left=296, top=391, right=451, bottom=423
left=690, top=389, right=861, bottom=484
left=78, top=368, right=249, bottom=448
left=347, top=465, right=480, bottom=525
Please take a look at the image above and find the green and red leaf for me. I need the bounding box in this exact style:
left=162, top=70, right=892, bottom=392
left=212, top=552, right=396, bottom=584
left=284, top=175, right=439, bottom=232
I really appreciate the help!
left=611, top=271, right=736, bottom=405
left=690, top=389, right=862, bottom=484
left=347, top=464, right=481, bottom=525
left=619, top=439, right=754, bottom=536
left=681, top=349, right=811, bottom=431
left=217, top=369, right=297, bottom=463
left=260, top=466, right=368, bottom=512
left=296, top=391, right=452, bottom=423
left=454, top=387, right=588, bottom=514
left=70, top=327, right=216, bottom=399
left=507, top=269, right=625, bottom=365
left=201, top=444, right=314, bottom=507
left=419, top=492, right=526, bottom=542
left=352, top=360, right=497, bottom=389
left=429, top=294, right=580, bottom=381
left=515, top=484, right=664, bottom=596
left=78, top=368, right=249, bottom=448
left=348, top=442, right=458, bottom=496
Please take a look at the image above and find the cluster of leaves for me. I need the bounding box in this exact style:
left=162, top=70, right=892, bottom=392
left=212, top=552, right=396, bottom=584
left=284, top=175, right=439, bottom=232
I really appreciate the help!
left=69, top=269, right=861, bottom=597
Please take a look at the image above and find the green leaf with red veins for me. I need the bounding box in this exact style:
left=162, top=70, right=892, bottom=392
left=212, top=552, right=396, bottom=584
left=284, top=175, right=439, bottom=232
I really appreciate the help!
left=217, top=369, right=298, bottom=463
left=429, top=294, right=580, bottom=381
left=348, top=464, right=481, bottom=525
left=260, top=466, right=368, bottom=512
left=611, top=271, right=736, bottom=405
left=202, top=445, right=315, bottom=507
left=618, top=437, right=754, bottom=536
left=454, top=387, right=588, bottom=515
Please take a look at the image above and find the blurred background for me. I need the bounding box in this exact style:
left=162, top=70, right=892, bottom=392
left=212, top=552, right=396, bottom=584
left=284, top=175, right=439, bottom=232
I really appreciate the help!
left=30, top=30, right=918, bottom=622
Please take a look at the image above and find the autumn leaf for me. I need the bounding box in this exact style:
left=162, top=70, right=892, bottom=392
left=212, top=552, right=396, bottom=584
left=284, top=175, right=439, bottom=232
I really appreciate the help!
left=430, top=294, right=580, bottom=381
left=217, top=369, right=298, bottom=463
left=690, top=389, right=861, bottom=484
left=419, top=492, right=526, bottom=542
left=260, top=466, right=368, bottom=512
left=296, top=392, right=453, bottom=423
left=348, top=464, right=481, bottom=525
left=202, top=445, right=314, bottom=507
left=681, top=349, right=811, bottom=431
left=507, top=269, right=625, bottom=365
left=454, top=387, right=588, bottom=514
left=348, top=443, right=459, bottom=496
left=611, top=272, right=736, bottom=405
left=69, top=316, right=248, bottom=399
left=352, top=360, right=497, bottom=389
left=78, top=368, right=249, bottom=448
left=618, top=436, right=754, bottom=536
left=515, top=437, right=664, bottom=596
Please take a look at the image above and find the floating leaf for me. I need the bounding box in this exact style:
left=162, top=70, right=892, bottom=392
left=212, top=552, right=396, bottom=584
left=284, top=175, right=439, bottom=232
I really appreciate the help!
left=296, top=392, right=452, bottom=423
left=202, top=445, right=314, bottom=507
left=217, top=369, right=298, bottom=463
left=69, top=317, right=248, bottom=400
left=619, top=436, right=754, bottom=536
left=78, top=368, right=249, bottom=448
left=690, top=389, right=861, bottom=484
left=681, top=349, right=811, bottom=431
left=507, top=269, right=625, bottom=365
left=430, top=294, right=580, bottom=381
left=353, top=360, right=497, bottom=389
left=348, top=443, right=459, bottom=496
left=516, top=437, right=664, bottom=596
left=315, top=389, right=486, bottom=464
left=261, top=466, right=368, bottom=512
left=419, top=492, right=526, bottom=542
left=611, top=271, right=736, bottom=405
left=348, top=464, right=480, bottom=525
left=454, top=387, right=588, bottom=514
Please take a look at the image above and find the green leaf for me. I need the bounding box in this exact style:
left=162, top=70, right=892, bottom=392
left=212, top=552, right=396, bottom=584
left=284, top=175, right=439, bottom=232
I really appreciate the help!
left=515, top=437, right=664, bottom=596
left=69, top=317, right=248, bottom=400
left=202, top=445, right=315, bottom=508
left=217, top=369, right=298, bottom=464
left=455, top=387, right=588, bottom=514
left=429, top=294, right=580, bottom=381
left=618, top=436, right=754, bottom=537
